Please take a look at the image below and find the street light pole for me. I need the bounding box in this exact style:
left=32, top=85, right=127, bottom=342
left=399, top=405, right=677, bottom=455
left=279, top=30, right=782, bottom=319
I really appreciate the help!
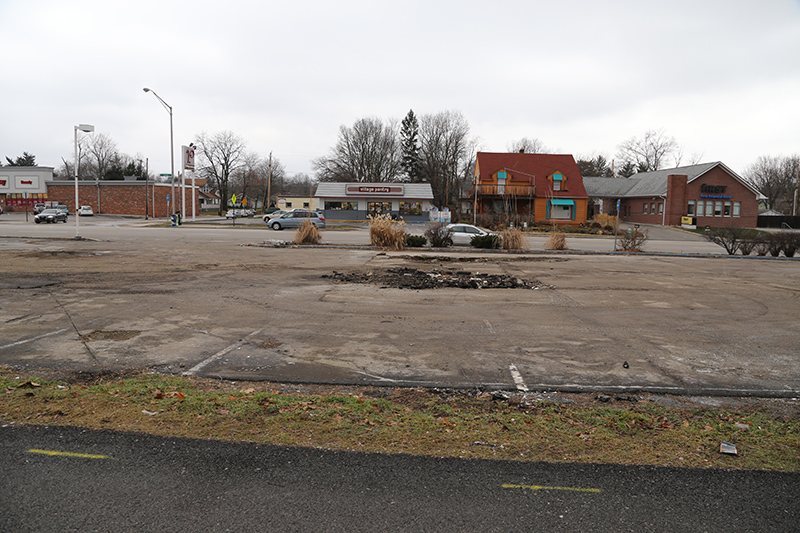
left=74, top=123, right=94, bottom=240
left=143, top=87, right=175, bottom=218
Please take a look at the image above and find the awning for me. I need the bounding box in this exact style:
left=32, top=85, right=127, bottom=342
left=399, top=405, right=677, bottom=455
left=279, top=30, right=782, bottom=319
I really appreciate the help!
left=550, top=199, right=575, bottom=206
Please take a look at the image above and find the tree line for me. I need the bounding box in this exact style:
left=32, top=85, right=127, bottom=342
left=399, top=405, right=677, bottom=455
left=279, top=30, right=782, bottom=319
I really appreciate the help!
left=6, top=121, right=799, bottom=215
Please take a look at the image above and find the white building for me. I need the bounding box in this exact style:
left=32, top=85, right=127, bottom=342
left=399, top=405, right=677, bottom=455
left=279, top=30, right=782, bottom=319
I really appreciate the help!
left=315, top=182, right=435, bottom=221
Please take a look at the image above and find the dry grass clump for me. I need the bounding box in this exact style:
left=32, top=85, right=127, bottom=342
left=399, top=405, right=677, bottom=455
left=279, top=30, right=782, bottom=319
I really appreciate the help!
left=500, top=228, right=528, bottom=250
left=369, top=214, right=406, bottom=250
left=617, top=227, right=648, bottom=252
left=544, top=228, right=568, bottom=250
left=293, top=219, right=322, bottom=245
left=592, top=213, right=618, bottom=228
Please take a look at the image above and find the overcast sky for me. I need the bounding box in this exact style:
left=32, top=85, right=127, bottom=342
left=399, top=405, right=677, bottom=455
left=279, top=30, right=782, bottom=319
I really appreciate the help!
left=2, top=0, right=799, bottom=179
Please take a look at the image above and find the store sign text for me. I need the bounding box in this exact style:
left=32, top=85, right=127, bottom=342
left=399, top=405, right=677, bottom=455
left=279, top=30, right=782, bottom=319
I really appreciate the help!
left=346, top=185, right=404, bottom=196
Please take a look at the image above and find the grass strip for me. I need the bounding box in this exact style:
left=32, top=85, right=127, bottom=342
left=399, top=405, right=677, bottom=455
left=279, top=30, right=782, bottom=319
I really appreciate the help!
left=1, top=369, right=798, bottom=472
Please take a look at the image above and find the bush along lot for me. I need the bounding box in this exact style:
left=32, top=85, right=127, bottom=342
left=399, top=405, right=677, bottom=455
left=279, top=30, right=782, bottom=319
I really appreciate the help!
left=704, top=228, right=800, bottom=257
left=1, top=369, right=798, bottom=472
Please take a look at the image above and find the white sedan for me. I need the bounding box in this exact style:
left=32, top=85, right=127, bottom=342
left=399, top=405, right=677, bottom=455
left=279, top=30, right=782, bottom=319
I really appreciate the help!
left=446, top=223, right=493, bottom=245
left=77, top=205, right=94, bottom=216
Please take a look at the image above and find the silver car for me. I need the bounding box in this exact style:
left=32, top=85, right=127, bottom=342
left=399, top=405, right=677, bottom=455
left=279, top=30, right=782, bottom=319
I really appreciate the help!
left=269, top=210, right=326, bottom=230
left=446, top=223, right=492, bottom=245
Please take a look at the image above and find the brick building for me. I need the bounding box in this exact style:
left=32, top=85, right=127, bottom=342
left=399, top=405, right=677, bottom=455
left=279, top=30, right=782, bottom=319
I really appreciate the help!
left=584, top=162, right=762, bottom=228
left=45, top=180, right=199, bottom=218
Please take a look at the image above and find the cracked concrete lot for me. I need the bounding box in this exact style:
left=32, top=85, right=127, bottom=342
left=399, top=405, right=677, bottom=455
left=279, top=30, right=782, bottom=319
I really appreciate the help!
left=0, top=229, right=799, bottom=397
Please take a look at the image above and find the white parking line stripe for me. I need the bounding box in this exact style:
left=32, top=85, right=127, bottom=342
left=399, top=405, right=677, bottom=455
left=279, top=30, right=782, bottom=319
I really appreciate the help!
left=0, top=328, right=71, bottom=350
left=183, top=329, right=264, bottom=375
left=509, top=363, right=529, bottom=392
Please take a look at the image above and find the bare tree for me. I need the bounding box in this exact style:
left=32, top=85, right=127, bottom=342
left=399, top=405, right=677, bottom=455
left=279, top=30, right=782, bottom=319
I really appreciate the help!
left=84, top=133, right=121, bottom=180
left=312, top=117, right=401, bottom=182
left=507, top=137, right=549, bottom=154
left=744, top=155, right=799, bottom=212
left=418, top=110, right=473, bottom=209
left=616, top=129, right=681, bottom=172
left=195, top=131, right=247, bottom=215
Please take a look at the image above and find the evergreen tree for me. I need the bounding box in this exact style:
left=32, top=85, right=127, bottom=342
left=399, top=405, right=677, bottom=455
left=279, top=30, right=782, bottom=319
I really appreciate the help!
left=5, top=152, right=36, bottom=166
left=400, top=109, right=422, bottom=182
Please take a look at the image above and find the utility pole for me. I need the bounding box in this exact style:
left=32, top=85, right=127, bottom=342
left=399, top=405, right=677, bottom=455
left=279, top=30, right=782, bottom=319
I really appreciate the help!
left=794, top=167, right=799, bottom=217
left=265, top=151, right=273, bottom=212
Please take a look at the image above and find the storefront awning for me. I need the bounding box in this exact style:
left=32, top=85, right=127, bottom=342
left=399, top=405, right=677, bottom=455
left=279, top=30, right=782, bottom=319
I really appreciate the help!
left=550, top=199, right=575, bottom=206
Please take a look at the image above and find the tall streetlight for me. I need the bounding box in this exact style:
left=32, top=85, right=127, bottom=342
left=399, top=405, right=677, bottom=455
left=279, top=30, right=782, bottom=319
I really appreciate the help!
left=74, top=123, right=94, bottom=240
left=143, top=87, right=175, bottom=218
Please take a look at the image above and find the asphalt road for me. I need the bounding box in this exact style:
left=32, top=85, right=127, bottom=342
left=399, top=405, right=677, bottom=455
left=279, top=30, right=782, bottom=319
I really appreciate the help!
left=1, top=214, right=799, bottom=397
left=2, top=424, right=798, bottom=532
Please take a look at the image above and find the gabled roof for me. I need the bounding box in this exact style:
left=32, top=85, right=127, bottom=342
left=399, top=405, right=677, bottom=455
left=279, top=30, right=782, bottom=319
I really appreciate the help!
left=475, top=152, right=588, bottom=198
left=315, top=182, right=434, bottom=199
left=583, top=162, right=763, bottom=199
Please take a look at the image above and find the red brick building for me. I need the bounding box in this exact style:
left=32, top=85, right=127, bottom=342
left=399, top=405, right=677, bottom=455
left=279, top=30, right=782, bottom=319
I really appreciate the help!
left=46, top=180, right=199, bottom=218
left=584, top=162, right=762, bottom=228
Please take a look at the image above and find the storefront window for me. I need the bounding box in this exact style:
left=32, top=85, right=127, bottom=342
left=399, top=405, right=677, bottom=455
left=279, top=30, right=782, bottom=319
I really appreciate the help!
left=733, top=201, right=741, bottom=217
left=714, top=201, right=722, bottom=217
left=706, top=201, right=714, bottom=217
left=687, top=200, right=695, bottom=216
left=399, top=202, right=422, bottom=216
left=724, top=201, right=731, bottom=216
left=367, top=202, right=392, bottom=216
left=324, top=201, right=357, bottom=210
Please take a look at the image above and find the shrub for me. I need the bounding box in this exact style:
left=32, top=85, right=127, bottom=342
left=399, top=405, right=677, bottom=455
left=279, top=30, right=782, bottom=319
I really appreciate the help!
left=500, top=228, right=528, bottom=250
left=592, top=213, right=618, bottom=229
left=780, top=232, right=800, bottom=257
left=425, top=223, right=453, bottom=247
left=603, top=225, right=615, bottom=233
left=369, top=214, right=406, bottom=250
left=617, top=227, right=648, bottom=252
left=404, top=234, right=427, bottom=247
left=703, top=227, right=755, bottom=255
left=293, top=219, right=321, bottom=245
left=544, top=229, right=568, bottom=251
left=471, top=234, right=501, bottom=249
left=738, top=237, right=758, bottom=256
left=766, top=233, right=783, bottom=257
left=754, top=239, right=770, bottom=256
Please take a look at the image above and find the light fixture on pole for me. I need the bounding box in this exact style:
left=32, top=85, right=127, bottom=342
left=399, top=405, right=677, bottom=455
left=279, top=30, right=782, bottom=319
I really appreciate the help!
left=74, top=123, right=94, bottom=240
left=143, top=87, right=175, bottom=218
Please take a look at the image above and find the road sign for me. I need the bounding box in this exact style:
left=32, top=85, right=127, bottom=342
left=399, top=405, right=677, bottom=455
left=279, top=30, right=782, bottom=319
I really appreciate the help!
left=182, top=145, right=195, bottom=170
left=242, top=198, right=248, bottom=206
left=231, top=194, right=237, bottom=205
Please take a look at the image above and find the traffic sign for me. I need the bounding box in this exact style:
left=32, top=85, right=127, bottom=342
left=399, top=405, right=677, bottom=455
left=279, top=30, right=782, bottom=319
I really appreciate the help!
left=231, top=194, right=237, bottom=205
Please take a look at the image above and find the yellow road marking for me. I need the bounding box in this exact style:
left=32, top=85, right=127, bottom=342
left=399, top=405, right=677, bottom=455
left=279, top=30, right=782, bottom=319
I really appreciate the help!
left=28, top=449, right=109, bottom=459
left=503, top=483, right=602, bottom=493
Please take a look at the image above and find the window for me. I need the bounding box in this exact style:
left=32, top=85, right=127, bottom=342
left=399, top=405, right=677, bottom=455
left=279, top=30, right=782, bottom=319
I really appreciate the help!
left=733, top=201, right=741, bottom=217
left=714, top=201, right=722, bottom=217
left=687, top=200, right=695, bottom=216
left=367, top=201, right=392, bottom=215
left=399, top=202, right=422, bottom=216
left=658, top=203, right=663, bottom=215
left=553, top=180, right=561, bottom=191
left=285, top=201, right=292, bottom=208
left=650, top=203, right=656, bottom=215
left=303, top=202, right=310, bottom=208
left=706, top=201, right=714, bottom=217
left=552, top=173, right=564, bottom=191
left=324, top=201, right=357, bottom=210
left=643, top=203, right=648, bottom=215
left=724, top=201, right=731, bottom=217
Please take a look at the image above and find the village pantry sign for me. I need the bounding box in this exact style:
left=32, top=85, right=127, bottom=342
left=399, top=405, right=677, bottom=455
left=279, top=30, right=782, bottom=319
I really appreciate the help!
left=345, top=185, right=405, bottom=196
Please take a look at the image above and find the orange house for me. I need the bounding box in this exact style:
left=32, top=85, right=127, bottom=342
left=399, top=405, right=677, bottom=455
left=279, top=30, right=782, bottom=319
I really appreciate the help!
left=472, top=152, right=589, bottom=226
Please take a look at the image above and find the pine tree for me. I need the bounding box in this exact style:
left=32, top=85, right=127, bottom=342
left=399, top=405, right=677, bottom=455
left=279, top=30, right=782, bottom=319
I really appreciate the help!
left=400, top=110, right=421, bottom=182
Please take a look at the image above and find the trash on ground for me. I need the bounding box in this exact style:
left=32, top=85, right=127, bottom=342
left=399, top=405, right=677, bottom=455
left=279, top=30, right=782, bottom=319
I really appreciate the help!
left=719, top=441, right=738, bottom=455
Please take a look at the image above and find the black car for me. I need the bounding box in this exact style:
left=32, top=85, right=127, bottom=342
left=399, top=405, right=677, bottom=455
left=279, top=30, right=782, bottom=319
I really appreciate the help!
left=34, top=208, right=68, bottom=224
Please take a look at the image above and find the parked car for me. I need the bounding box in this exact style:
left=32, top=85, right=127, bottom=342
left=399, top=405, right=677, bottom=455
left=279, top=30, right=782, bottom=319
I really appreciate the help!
left=269, top=210, right=326, bottom=230
left=446, top=223, right=493, bottom=245
left=33, top=203, right=47, bottom=214
left=77, top=205, right=94, bottom=216
left=262, top=209, right=289, bottom=222
left=56, top=204, right=69, bottom=216
left=34, top=208, right=68, bottom=224
left=225, top=210, right=240, bottom=219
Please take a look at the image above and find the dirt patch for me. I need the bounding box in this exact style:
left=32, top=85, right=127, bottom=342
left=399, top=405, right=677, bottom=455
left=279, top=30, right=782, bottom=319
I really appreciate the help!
left=80, top=330, right=141, bottom=342
left=259, top=338, right=283, bottom=349
left=323, top=267, right=551, bottom=290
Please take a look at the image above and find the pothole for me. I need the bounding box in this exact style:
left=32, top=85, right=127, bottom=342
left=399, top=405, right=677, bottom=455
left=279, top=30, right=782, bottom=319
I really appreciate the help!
left=80, top=330, right=141, bottom=342
left=323, top=267, right=550, bottom=290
